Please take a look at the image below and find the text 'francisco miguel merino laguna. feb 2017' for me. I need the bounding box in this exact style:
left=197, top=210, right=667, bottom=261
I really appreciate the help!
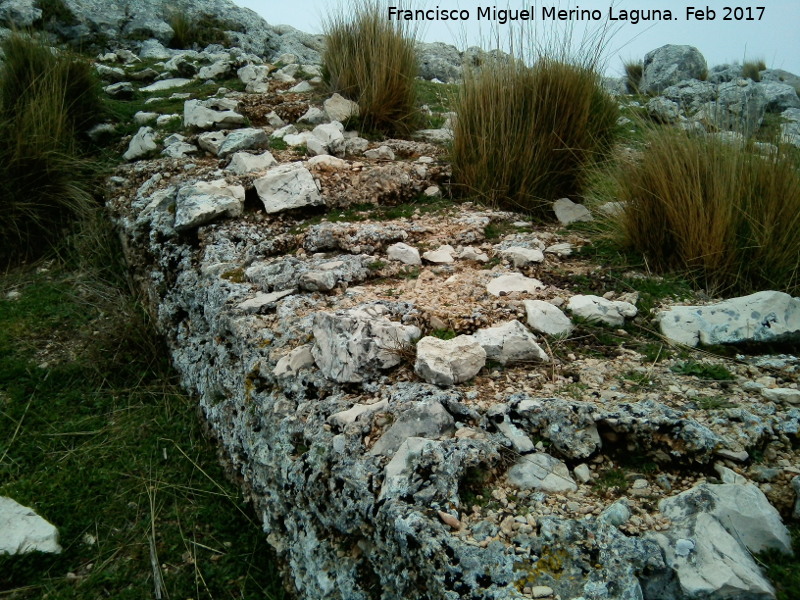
left=387, top=6, right=767, bottom=25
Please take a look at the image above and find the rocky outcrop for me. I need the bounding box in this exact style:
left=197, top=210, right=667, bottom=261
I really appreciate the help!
left=640, top=45, right=708, bottom=94
left=0, top=497, right=62, bottom=555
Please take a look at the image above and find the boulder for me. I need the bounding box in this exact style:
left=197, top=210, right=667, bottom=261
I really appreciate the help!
left=183, top=99, right=245, bottom=130
left=414, top=335, right=486, bottom=386
left=217, top=127, right=269, bottom=157
left=416, top=41, right=463, bottom=83
left=369, top=400, right=455, bottom=456
left=506, top=453, right=578, bottom=493
left=253, top=163, right=324, bottom=214
left=567, top=295, right=637, bottom=327
left=640, top=45, right=708, bottom=95
left=122, top=126, right=158, bottom=161
left=324, top=93, right=359, bottom=122
left=0, top=497, right=61, bottom=555
left=311, top=306, right=421, bottom=383
left=759, top=82, right=800, bottom=112
left=0, top=0, right=40, bottom=27
left=711, top=80, right=769, bottom=135
left=553, top=198, right=593, bottom=225
left=174, top=179, right=245, bottom=231
left=524, top=300, right=574, bottom=337
left=387, top=242, right=421, bottom=266
left=658, top=291, right=800, bottom=347
left=661, top=79, right=718, bottom=113
left=237, top=64, right=270, bottom=93
left=226, top=150, right=277, bottom=175
left=473, top=320, right=548, bottom=365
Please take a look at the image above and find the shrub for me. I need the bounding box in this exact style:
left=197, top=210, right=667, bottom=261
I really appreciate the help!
left=450, top=56, right=618, bottom=216
left=0, top=34, right=101, bottom=262
left=322, top=0, right=418, bottom=135
left=623, top=59, right=643, bottom=94
left=742, top=59, right=766, bottom=82
left=168, top=12, right=233, bottom=49
left=607, top=127, right=800, bottom=295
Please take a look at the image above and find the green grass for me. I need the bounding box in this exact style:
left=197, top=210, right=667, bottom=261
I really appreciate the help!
left=758, top=526, right=800, bottom=600
left=450, top=55, right=618, bottom=217
left=603, top=126, right=800, bottom=296
left=322, top=0, right=419, bottom=135
left=168, top=12, right=236, bottom=50
left=0, top=261, right=288, bottom=599
left=430, top=328, right=457, bottom=340
left=593, top=468, right=628, bottom=493
left=670, top=360, right=735, bottom=381
left=695, top=396, right=738, bottom=410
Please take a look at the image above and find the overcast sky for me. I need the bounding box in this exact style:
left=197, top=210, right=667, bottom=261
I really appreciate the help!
left=235, top=0, right=800, bottom=77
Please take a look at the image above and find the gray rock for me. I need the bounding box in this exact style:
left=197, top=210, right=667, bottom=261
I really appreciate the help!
left=599, top=499, right=631, bottom=526
left=647, top=97, right=683, bottom=123
left=567, top=295, right=637, bottom=327
left=708, top=63, right=743, bottom=84
left=507, top=453, right=577, bottom=493
left=659, top=291, right=800, bottom=347
left=379, top=437, right=440, bottom=500
left=387, top=242, right=421, bottom=266
left=273, top=344, right=314, bottom=377
left=761, top=388, right=800, bottom=404
left=660, top=79, right=718, bottom=113
left=197, top=131, right=227, bottom=155
left=253, top=163, right=324, bottom=214
left=711, top=79, right=769, bottom=135
left=573, top=463, right=592, bottom=484
left=161, top=141, right=197, bottom=158
left=198, top=59, right=232, bottom=80
left=133, top=110, right=158, bottom=125
left=0, top=497, right=61, bottom=555
left=238, top=289, right=295, bottom=315
left=473, top=320, right=548, bottom=365
left=183, top=99, right=245, bottom=130
left=524, top=300, right=574, bottom=337
left=217, top=127, right=269, bottom=157
left=486, top=273, right=544, bottom=297
left=417, top=41, right=462, bottom=83
left=237, top=64, right=269, bottom=93
left=104, top=81, right=134, bottom=99
left=328, top=399, right=388, bottom=428
left=311, top=306, right=421, bottom=383
left=499, top=246, right=544, bottom=267
left=123, top=126, right=158, bottom=161
left=369, top=400, right=455, bottom=456
left=95, top=63, right=126, bottom=82
left=761, top=68, right=800, bottom=89
left=414, top=335, right=486, bottom=386
left=364, top=145, right=395, bottom=160
left=0, top=0, right=41, bottom=27
left=174, top=179, right=245, bottom=231
left=553, top=198, right=592, bottom=225
left=298, top=106, right=328, bottom=125
left=226, top=150, right=277, bottom=175
left=421, top=244, right=454, bottom=264
left=140, top=78, right=191, bottom=93
left=759, top=81, right=800, bottom=112
left=138, top=39, right=172, bottom=60
left=323, top=93, right=359, bottom=122
left=641, top=45, right=708, bottom=94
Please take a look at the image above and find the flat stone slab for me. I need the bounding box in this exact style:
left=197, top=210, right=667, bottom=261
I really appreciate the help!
left=0, top=497, right=62, bottom=555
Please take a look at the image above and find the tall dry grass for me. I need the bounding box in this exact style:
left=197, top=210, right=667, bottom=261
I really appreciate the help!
left=623, top=59, right=643, bottom=94
left=451, top=56, right=618, bottom=215
left=608, top=127, right=800, bottom=295
left=322, top=0, right=418, bottom=134
left=742, top=59, right=767, bottom=82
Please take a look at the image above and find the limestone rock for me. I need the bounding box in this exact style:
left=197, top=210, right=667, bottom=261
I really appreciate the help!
left=414, top=335, right=486, bottom=386
left=123, top=126, right=158, bottom=161
left=254, top=163, right=324, bottom=214
left=641, top=45, right=708, bottom=94
left=364, top=145, right=395, bottom=160
left=553, top=198, right=593, bottom=225
left=273, top=345, right=315, bottom=378
left=237, top=289, right=294, bottom=314
left=197, top=131, right=227, bottom=155
left=237, top=64, right=270, bottom=93
left=174, top=179, right=245, bottom=231
left=387, top=242, right=421, bottom=266
left=0, top=0, right=41, bottom=27
left=499, top=246, right=544, bottom=268
left=761, top=388, right=800, bottom=405
left=647, top=97, right=683, bottom=123
left=760, top=82, right=800, bottom=112
left=184, top=99, right=245, bottom=130
left=369, top=400, right=455, bottom=456
left=659, top=291, right=800, bottom=347
left=324, top=93, right=359, bottom=122
left=311, top=307, right=421, bottom=383
left=226, top=150, right=277, bottom=175
left=379, top=437, right=440, bottom=500
left=140, top=78, right=190, bottom=92
left=507, top=453, right=578, bottom=493
left=567, top=295, right=637, bottom=327
left=473, top=320, right=548, bottom=365
left=524, top=300, right=574, bottom=337
left=217, top=127, right=269, bottom=157
left=486, top=273, right=544, bottom=297
left=328, top=399, right=389, bottom=428
left=421, top=244, right=455, bottom=264
left=104, top=81, right=134, bottom=99
left=0, top=497, right=61, bottom=555
left=198, top=60, right=232, bottom=80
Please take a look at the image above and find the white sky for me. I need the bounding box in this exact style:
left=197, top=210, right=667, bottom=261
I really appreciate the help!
left=235, top=0, right=800, bottom=77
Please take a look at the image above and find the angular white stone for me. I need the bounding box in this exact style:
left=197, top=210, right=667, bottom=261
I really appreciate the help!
left=237, top=64, right=270, bottom=93
left=567, top=295, right=637, bottom=327
left=364, top=145, right=395, bottom=160
left=217, top=127, right=269, bottom=157
left=237, top=289, right=294, bottom=314
left=553, top=197, right=593, bottom=225
left=507, top=453, right=577, bottom=493
left=328, top=399, right=389, bottom=428
left=226, top=151, right=277, bottom=175
left=486, top=273, right=544, bottom=297
left=273, top=345, right=315, bottom=377
left=0, top=497, right=61, bottom=555
left=500, top=246, right=545, bottom=267
left=324, top=93, right=359, bottom=122
left=387, top=242, right=421, bottom=266
left=123, top=126, right=158, bottom=161
left=414, top=335, right=486, bottom=386
left=422, top=244, right=455, bottom=264
left=761, top=388, right=800, bottom=404
left=254, top=164, right=324, bottom=214
left=473, top=320, right=549, bottom=365
left=141, top=78, right=191, bottom=92
left=524, top=300, right=574, bottom=337
left=197, top=131, right=227, bottom=155
left=183, top=99, right=245, bottom=130
left=174, top=179, right=245, bottom=231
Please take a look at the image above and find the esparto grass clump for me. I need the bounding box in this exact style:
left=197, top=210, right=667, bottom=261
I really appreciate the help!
left=0, top=33, right=102, bottom=262
left=322, top=0, right=418, bottom=135
left=608, top=127, right=800, bottom=295
left=450, top=56, right=618, bottom=216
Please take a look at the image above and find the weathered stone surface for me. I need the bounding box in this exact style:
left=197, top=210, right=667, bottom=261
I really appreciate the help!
left=486, top=273, right=544, bottom=297
left=226, top=150, right=277, bottom=174
left=253, top=163, right=324, bottom=214
left=659, top=291, right=800, bottom=347
left=237, top=289, right=294, bottom=314
left=414, top=335, right=486, bottom=386
left=524, top=300, right=574, bottom=337
left=174, top=179, right=245, bottom=231
left=417, top=41, right=462, bottom=82
left=324, top=93, right=359, bottom=122
left=760, top=81, right=800, bottom=112
left=473, top=320, right=548, bottom=365
left=273, top=344, right=314, bottom=378
left=311, top=307, right=421, bottom=383
left=183, top=99, right=245, bottom=130
left=0, top=0, right=40, bottom=27
left=761, top=388, right=800, bottom=404
left=123, top=126, right=158, bottom=161
left=387, top=242, right=421, bottom=266
left=421, top=244, right=455, bottom=264
left=364, top=145, right=395, bottom=160
left=197, top=130, right=227, bottom=155
left=711, top=80, right=769, bottom=135
left=567, top=295, right=637, bottom=327
left=140, top=78, right=190, bottom=92
left=369, top=400, right=455, bottom=456
left=217, top=127, right=269, bottom=157
left=327, top=399, right=388, bottom=428
left=499, top=246, right=544, bottom=268
left=661, top=79, right=718, bottom=113
left=553, top=198, right=592, bottom=225
left=104, top=81, right=134, bottom=99
left=237, top=64, right=269, bottom=93
left=641, top=45, right=708, bottom=94
left=0, top=497, right=61, bottom=555
left=507, top=453, right=577, bottom=493
left=647, top=97, right=683, bottom=123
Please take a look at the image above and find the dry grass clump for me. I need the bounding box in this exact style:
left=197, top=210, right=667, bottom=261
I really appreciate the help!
left=624, top=59, right=643, bottom=94
left=609, top=127, right=800, bottom=295
left=0, top=34, right=102, bottom=262
left=742, top=59, right=767, bottom=82
left=322, top=0, right=418, bottom=134
left=451, top=56, right=618, bottom=216
left=168, top=12, right=234, bottom=50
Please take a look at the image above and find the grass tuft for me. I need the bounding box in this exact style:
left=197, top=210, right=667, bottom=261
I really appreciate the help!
left=168, top=12, right=234, bottom=50
left=742, top=59, right=767, bottom=82
left=606, top=127, right=800, bottom=295
left=451, top=56, right=618, bottom=216
left=322, top=0, right=419, bottom=135
left=623, top=59, right=643, bottom=94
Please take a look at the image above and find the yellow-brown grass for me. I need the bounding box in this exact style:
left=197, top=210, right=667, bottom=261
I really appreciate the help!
left=322, top=0, right=418, bottom=134
left=451, top=56, right=618, bottom=216
left=609, top=128, right=800, bottom=295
